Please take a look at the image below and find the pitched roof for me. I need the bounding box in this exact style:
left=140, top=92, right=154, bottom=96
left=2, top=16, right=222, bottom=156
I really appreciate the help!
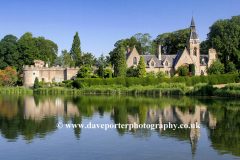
left=141, top=55, right=162, bottom=68
left=173, top=50, right=184, bottom=67
left=125, top=50, right=132, bottom=60
left=161, top=55, right=177, bottom=67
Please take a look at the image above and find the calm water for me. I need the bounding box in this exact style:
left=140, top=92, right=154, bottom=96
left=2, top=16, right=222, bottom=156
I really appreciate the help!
left=0, top=94, right=240, bottom=160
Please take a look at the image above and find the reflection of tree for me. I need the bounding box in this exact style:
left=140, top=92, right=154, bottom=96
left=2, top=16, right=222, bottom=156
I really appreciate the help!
left=71, top=114, right=82, bottom=140
left=207, top=106, right=240, bottom=157
left=111, top=106, right=128, bottom=136
left=0, top=96, right=58, bottom=142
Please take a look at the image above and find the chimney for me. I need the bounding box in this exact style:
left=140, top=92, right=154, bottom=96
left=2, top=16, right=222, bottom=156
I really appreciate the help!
left=128, top=48, right=131, bottom=52
left=157, top=44, right=161, bottom=60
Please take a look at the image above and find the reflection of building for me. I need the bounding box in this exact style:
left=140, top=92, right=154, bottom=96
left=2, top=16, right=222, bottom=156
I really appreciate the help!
left=126, top=105, right=216, bottom=158
left=23, top=96, right=79, bottom=120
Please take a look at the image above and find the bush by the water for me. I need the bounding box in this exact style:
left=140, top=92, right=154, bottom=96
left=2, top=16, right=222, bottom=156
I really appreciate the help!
left=73, top=73, right=238, bottom=88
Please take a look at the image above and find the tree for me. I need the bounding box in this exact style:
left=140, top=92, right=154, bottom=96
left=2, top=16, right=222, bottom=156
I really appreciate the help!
left=53, top=55, right=66, bottom=67
left=113, top=46, right=127, bottom=77
left=103, top=69, right=113, bottom=78
left=81, top=52, right=96, bottom=66
left=180, top=67, right=188, bottom=76
left=34, top=77, right=39, bottom=89
left=189, top=64, right=195, bottom=76
left=98, top=65, right=104, bottom=78
left=126, top=66, right=138, bottom=77
left=62, top=50, right=75, bottom=67
left=154, top=28, right=190, bottom=55
left=70, top=32, right=82, bottom=67
left=0, top=67, right=18, bottom=86
left=226, top=61, right=237, bottom=74
left=137, top=56, right=146, bottom=77
left=134, top=33, right=153, bottom=54
left=206, top=15, right=240, bottom=67
left=0, top=35, right=20, bottom=70
left=207, top=60, right=225, bottom=75
left=96, top=54, right=106, bottom=67
left=77, top=64, right=93, bottom=78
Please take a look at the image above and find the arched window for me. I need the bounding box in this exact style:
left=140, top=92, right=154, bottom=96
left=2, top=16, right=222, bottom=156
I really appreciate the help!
left=133, top=57, right=137, bottom=65
left=165, top=61, right=168, bottom=66
left=151, top=61, right=154, bottom=66
left=193, top=47, right=197, bottom=56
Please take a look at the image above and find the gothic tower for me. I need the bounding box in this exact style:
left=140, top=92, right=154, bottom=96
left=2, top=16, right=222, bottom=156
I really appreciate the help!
left=187, top=16, right=201, bottom=75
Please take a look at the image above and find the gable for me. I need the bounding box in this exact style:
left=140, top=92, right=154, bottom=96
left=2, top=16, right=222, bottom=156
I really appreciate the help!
left=126, top=46, right=141, bottom=67
left=174, top=49, right=194, bottom=69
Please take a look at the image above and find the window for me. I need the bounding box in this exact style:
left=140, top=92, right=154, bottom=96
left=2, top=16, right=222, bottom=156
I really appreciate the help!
left=42, top=78, right=44, bottom=81
left=201, top=58, right=205, bottom=65
left=193, top=48, right=197, bottom=56
left=151, top=61, right=154, bottom=66
left=133, top=57, right=137, bottom=65
left=165, top=71, right=169, bottom=74
left=33, top=73, right=35, bottom=75
left=165, top=62, right=168, bottom=66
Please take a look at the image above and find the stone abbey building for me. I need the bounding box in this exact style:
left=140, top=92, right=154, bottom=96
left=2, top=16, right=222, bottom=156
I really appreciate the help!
left=126, top=17, right=217, bottom=76
left=23, top=17, right=217, bottom=86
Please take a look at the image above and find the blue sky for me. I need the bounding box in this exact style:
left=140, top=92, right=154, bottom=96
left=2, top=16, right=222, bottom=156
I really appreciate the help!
left=0, top=0, right=240, bottom=58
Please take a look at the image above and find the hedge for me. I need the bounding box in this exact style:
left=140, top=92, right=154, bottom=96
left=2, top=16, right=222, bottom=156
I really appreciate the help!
left=73, top=73, right=239, bottom=89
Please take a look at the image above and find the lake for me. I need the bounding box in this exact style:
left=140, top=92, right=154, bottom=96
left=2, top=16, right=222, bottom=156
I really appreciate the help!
left=0, top=94, right=239, bottom=160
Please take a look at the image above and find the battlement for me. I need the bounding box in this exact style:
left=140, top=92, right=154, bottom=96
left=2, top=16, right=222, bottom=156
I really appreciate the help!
left=23, top=65, right=81, bottom=71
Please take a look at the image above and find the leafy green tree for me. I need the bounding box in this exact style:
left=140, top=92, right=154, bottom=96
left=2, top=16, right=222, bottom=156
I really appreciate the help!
left=226, top=61, right=237, bottom=74
left=62, top=50, right=75, bottom=67
left=207, top=60, right=225, bottom=75
left=126, top=66, right=138, bottom=77
left=206, top=15, right=240, bottom=67
left=70, top=32, right=82, bottom=67
left=77, top=64, right=93, bottom=78
left=17, top=32, right=40, bottom=68
left=189, top=64, right=195, bottom=76
left=98, top=65, right=104, bottom=78
left=137, top=56, right=146, bottom=77
left=0, top=35, right=20, bottom=70
left=180, top=67, right=188, bottom=76
left=81, top=52, right=96, bottom=66
left=104, top=69, right=113, bottom=78
left=113, top=46, right=127, bottom=77
left=154, top=28, right=190, bottom=55
left=133, top=33, right=154, bottom=54
left=34, top=77, right=39, bottom=89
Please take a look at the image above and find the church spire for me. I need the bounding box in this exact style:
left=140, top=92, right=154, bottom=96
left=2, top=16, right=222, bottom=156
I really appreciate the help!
left=189, top=16, right=199, bottom=40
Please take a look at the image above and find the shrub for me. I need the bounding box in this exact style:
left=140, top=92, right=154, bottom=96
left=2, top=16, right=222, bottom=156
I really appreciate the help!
left=62, top=80, right=74, bottom=84
left=208, top=75, right=218, bottom=85
left=189, top=64, right=195, bottom=76
left=146, top=71, right=156, bottom=78
left=34, top=77, right=39, bottom=89
left=191, top=76, right=201, bottom=85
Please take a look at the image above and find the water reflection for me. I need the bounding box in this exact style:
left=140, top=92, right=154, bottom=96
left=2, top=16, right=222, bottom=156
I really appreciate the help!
left=0, top=94, right=239, bottom=158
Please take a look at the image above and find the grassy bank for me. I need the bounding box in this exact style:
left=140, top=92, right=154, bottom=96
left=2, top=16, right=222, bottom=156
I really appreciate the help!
left=0, top=87, right=33, bottom=94
left=34, top=83, right=187, bottom=95
left=33, top=82, right=240, bottom=98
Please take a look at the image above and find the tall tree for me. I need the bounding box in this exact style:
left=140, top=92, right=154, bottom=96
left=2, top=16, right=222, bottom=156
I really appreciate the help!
left=206, top=15, right=240, bottom=68
left=154, top=28, right=190, bottom=55
left=0, top=35, right=20, bottom=70
left=137, top=56, right=146, bottom=77
left=113, top=46, right=127, bottom=77
left=70, top=32, right=82, bottom=67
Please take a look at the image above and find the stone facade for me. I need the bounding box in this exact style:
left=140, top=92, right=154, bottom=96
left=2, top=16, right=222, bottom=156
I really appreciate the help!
left=23, top=60, right=113, bottom=87
left=126, top=17, right=217, bottom=76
